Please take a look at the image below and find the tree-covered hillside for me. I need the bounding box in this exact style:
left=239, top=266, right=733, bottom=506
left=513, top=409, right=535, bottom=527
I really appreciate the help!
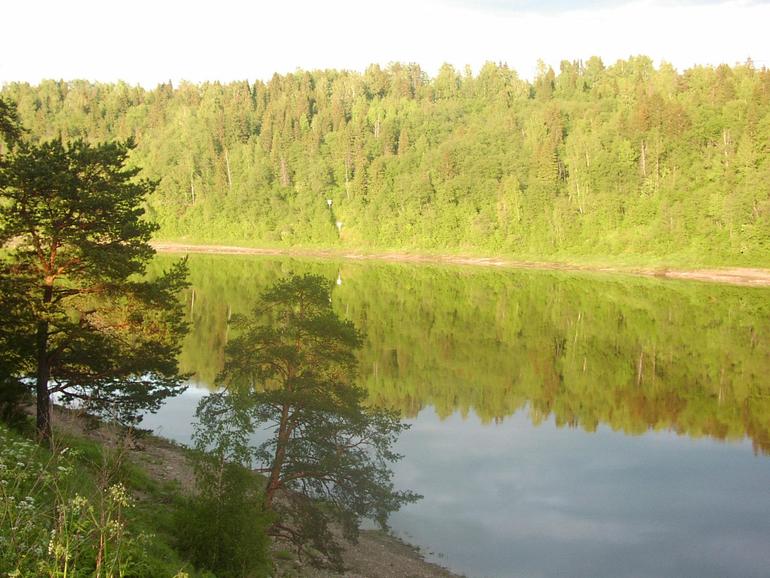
left=3, top=57, right=769, bottom=264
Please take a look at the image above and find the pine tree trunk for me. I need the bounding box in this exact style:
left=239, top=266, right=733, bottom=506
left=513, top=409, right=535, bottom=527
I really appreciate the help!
left=35, top=284, right=53, bottom=443
left=264, top=402, right=291, bottom=508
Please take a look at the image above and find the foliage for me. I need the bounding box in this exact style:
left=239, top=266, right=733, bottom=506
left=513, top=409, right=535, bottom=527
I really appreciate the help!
left=3, top=59, right=770, bottom=265
left=0, top=420, right=221, bottom=577
left=0, top=425, right=53, bottom=573
left=0, top=424, right=145, bottom=576
left=197, top=274, right=419, bottom=570
left=0, top=136, right=189, bottom=441
left=0, top=99, right=29, bottom=425
left=0, top=96, right=22, bottom=147
left=176, top=392, right=272, bottom=578
left=0, top=378, right=29, bottom=430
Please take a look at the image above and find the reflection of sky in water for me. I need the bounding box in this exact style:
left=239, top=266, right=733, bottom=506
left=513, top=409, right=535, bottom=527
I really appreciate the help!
left=140, top=384, right=209, bottom=443
left=142, top=389, right=770, bottom=578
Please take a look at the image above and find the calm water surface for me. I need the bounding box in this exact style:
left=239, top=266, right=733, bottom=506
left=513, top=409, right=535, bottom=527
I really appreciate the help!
left=143, top=254, right=770, bottom=578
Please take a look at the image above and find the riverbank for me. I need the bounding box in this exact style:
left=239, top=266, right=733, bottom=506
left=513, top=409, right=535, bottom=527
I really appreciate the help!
left=51, top=406, right=460, bottom=578
left=152, top=242, right=770, bottom=288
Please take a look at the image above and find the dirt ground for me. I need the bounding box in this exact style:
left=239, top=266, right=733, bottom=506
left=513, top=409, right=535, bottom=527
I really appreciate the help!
left=151, top=242, right=770, bottom=288
left=51, top=406, right=460, bottom=578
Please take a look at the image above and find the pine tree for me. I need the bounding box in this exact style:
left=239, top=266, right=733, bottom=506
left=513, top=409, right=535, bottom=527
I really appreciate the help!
left=0, top=137, right=189, bottom=442
left=202, top=274, right=419, bottom=569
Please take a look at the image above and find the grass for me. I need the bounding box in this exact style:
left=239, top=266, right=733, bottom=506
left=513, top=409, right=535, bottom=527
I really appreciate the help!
left=0, top=416, right=209, bottom=577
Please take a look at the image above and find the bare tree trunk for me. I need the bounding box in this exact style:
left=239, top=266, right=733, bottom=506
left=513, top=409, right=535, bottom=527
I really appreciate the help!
left=280, top=157, right=290, bottom=188
left=722, top=128, right=731, bottom=168
left=575, top=179, right=584, bottom=215
left=344, top=155, right=351, bottom=200
left=224, top=148, right=233, bottom=190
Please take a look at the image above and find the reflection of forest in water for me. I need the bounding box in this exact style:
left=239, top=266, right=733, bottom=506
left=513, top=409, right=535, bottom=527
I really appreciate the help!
left=156, top=254, right=770, bottom=454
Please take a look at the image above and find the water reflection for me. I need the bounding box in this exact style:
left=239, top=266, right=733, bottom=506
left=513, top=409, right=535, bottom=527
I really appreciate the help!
left=189, top=274, right=418, bottom=569
left=162, top=254, right=770, bottom=453
left=144, top=254, right=770, bottom=578
left=390, top=408, right=770, bottom=578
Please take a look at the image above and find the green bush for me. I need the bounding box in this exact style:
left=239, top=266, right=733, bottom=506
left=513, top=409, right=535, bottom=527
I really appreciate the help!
left=175, top=455, right=273, bottom=578
left=0, top=378, right=29, bottom=430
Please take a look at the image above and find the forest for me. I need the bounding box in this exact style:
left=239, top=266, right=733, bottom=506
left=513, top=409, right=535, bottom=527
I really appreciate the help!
left=2, top=62, right=770, bottom=576
left=3, top=56, right=769, bottom=265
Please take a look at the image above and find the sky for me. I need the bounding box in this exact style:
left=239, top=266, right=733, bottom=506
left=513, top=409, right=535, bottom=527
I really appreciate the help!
left=2, top=0, right=768, bottom=87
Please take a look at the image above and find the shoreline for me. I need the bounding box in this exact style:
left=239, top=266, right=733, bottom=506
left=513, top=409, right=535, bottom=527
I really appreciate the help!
left=51, top=405, right=461, bottom=578
left=151, top=242, right=770, bottom=288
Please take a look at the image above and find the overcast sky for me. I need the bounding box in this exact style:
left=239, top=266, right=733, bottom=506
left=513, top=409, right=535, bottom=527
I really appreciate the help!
left=2, top=0, right=768, bottom=87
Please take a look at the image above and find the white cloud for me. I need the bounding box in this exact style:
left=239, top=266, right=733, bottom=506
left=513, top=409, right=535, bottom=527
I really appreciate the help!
left=1, top=0, right=768, bottom=86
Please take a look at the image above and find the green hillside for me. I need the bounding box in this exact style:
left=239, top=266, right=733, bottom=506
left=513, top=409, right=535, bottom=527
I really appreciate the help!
left=3, top=57, right=769, bottom=265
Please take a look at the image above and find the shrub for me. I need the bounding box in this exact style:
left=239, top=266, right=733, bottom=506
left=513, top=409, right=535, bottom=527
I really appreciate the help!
left=175, top=453, right=273, bottom=578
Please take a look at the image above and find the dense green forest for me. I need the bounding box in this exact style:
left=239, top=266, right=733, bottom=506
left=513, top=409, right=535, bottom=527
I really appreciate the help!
left=164, top=255, right=770, bottom=454
left=3, top=57, right=770, bottom=265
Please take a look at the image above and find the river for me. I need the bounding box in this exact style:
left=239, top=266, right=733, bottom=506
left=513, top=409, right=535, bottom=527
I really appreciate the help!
left=142, top=254, right=770, bottom=578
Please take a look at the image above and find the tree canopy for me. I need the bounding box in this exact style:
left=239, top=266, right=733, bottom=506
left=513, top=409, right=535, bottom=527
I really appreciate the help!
left=0, top=133, right=189, bottom=441
left=194, top=274, right=418, bottom=569
left=2, top=58, right=769, bottom=265
left=0, top=96, right=22, bottom=146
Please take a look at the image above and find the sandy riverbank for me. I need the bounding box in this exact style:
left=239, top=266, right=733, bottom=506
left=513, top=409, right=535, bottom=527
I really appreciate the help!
left=152, top=242, right=770, bottom=288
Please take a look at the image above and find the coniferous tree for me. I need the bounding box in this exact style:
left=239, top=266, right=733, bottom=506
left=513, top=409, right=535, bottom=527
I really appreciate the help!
left=0, top=137, right=189, bottom=442
left=0, top=96, right=23, bottom=146
left=198, top=274, right=419, bottom=569
left=4, top=59, right=770, bottom=264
